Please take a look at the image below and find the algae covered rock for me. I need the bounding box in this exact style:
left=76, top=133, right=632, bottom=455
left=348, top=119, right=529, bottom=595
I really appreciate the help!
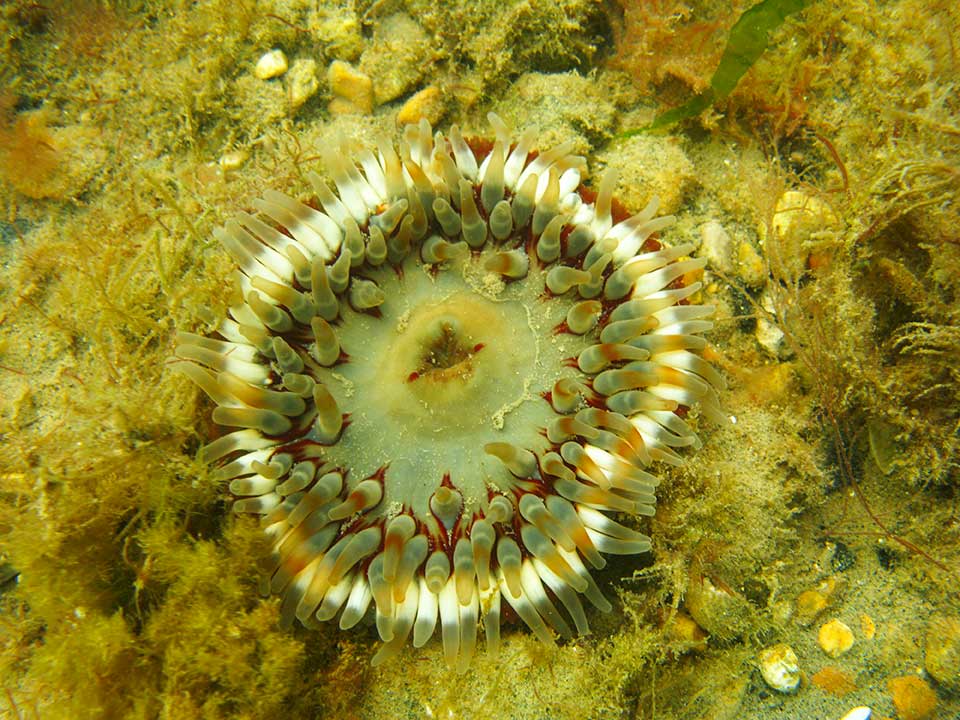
left=597, top=133, right=696, bottom=215
left=685, top=572, right=755, bottom=642
left=495, top=71, right=618, bottom=150
left=359, top=13, right=434, bottom=106
left=0, top=110, right=107, bottom=200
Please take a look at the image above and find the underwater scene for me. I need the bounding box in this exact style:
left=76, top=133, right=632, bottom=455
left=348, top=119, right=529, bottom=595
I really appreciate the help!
left=0, top=1, right=958, bottom=718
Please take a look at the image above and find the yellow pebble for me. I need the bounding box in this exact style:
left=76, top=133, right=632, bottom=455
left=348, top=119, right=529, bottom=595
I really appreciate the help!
left=772, top=190, right=838, bottom=238
left=796, top=590, right=828, bottom=625
left=327, top=60, right=374, bottom=115
left=665, top=611, right=708, bottom=653
left=768, top=189, right=839, bottom=280
left=396, top=85, right=446, bottom=127
left=737, top=240, right=766, bottom=287
left=818, top=618, right=855, bottom=658
left=219, top=149, right=249, bottom=171
left=888, top=675, right=937, bottom=720
left=287, top=58, right=319, bottom=110
left=860, top=613, right=876, bottom=640
left=811, top=665, right=856, bottom=697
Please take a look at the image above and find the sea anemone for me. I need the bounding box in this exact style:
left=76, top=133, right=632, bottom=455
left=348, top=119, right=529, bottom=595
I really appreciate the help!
left=174, top=114, right=724, bottom=670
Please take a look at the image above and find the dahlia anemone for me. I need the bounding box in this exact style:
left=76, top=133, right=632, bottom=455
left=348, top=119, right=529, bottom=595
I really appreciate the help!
left=174, top=114, right=724, bottom=670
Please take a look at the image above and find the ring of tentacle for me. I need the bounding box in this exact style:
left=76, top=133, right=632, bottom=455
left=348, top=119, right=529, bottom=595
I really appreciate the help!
left=174, top=114, right=724, bottom=670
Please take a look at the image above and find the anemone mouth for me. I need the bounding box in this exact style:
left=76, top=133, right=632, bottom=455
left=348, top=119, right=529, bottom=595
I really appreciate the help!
left=173, top=114, right=725, bottom=670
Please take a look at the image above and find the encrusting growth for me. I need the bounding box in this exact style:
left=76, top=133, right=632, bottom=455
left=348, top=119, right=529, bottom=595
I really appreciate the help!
left=173, top=114, right=724, bottom=670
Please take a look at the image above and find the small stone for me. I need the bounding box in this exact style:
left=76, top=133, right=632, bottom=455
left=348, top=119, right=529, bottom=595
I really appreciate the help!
left=758, top=643, right=801, bottom=693
left=219, top=149, right=248, bottom=171
left=699, top=221, right=734, bottom=275
left=812, top=665, right=856, bottom=697
left=254, top=49, right=288, bottom=80
left=685, top=573, right=753, bottom=641
left=924, top=614, right=960, bottom=690
left=796, top=590, right=829, bottom=625
left=868, top=417, right=902, bottom=475
left=767, top=189, right=838, bottom=281
left=328, top=60, right=373, bottom=115
left=287, top=59, right=319, bottom=111
left=771, top=598, right=794, bottom=625
left=396, top=85, right=446, bottom=127
left=796, top=577, right=840, bottom=626
left=772, top=190, right=838, bottom=237
left=755, top=317, right=787, bottom=357
left=756, top=286, right=793, bottom=359
left=887, top=675, right=937, bottom=720
left=665, top=611, right=708, bottom=653
left=825, top=540, right=856, bottom=572
left=737, top=240, right=766, bottom=287
left=818, top=618, right=855, bottom=658
left=860, top=613, right=876, bottom=640
left=838, top=708, right=871, bottom=720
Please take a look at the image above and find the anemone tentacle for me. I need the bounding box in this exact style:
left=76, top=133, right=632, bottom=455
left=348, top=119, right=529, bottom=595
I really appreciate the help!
left=174, top=114, right=724, bottom=670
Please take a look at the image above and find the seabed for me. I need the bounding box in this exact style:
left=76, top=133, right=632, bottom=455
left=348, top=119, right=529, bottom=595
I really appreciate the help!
left=0, top=1, right=957, bottom=719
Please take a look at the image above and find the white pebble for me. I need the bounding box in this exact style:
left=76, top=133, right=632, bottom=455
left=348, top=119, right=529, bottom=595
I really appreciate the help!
left=758, top=643, right=801, bottom=693
left=838, top=707, right=871, bottom=720
left=756, top=316, right=787, bottom=357
left=254, top=49, right=288, bottom=80
left=699, top=221, right=734, bottom=275
left=755, top=286, right=793, bottom=358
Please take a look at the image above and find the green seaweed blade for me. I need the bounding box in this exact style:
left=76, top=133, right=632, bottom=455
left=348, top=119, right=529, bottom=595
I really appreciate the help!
left=631, top=0, right=812, bottom=134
